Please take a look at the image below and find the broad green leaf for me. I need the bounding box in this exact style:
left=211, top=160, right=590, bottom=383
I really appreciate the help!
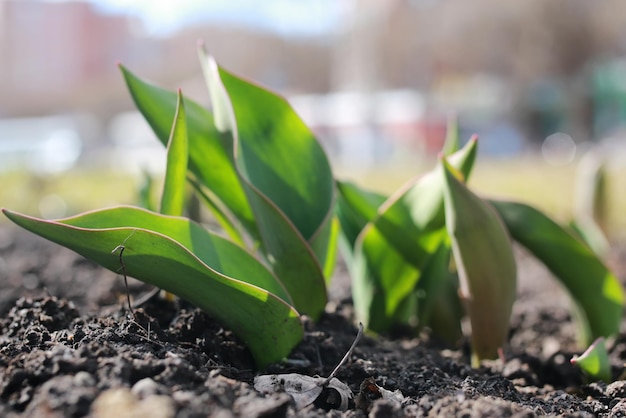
left=119, top=65, right=250, bottom=244
left=200, top=52, right=330, bottom=319
left=2, top=207, right=302, bottom=368
left=442, top=159, right=517, bottom=366
left=216, top=66, right=335, bottom=242
left=350, top=138, right=477, bottom=332
left=490, top=199, right=624, bottom=344
left=160, top=89, right=188, bottom=216
left=9, top=206, right=293, bottom=304
left=244, top=191, right=327, bottom=318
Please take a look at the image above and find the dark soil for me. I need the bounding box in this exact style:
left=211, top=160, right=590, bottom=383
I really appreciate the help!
left=1, top=224, right=626, bottom=417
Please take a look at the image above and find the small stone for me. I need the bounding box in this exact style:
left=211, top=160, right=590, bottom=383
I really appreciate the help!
left=91, top=388, right=137, bottom=418
left=369, top=399, right=403, bottom=418
left=171, top=390, right=195, bottom=404
left=91, top=388, right=175, bottom=418
left=73, top=371, right=96, bottom=387
left=132, top=377, right=167, bottom=399
left=607, top=381, right=626, bottom=398
left=137, top=395, right=176, bottom=418
left=22, top=274, right=39, bottom=290
left=235, top=392, right=291, bottom=418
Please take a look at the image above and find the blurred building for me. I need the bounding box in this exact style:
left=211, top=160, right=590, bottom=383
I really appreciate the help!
left=2, top=0, right=626, bottom=171
left=0, top=1, right=146, bottom=118
left=0, top=1, right=331, bottom=118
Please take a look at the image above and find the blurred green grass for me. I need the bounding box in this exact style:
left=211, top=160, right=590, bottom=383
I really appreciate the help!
left=0, top=169, right=139, bottom=220
left=1, top=155, right=625, bottom=239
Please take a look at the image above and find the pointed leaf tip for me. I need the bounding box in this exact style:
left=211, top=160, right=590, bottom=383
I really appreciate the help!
left=442, top=158, right=517, bottom=364
left=160, top=89, right=188, bottom=217
left=570, top=337, right=611, bottom=383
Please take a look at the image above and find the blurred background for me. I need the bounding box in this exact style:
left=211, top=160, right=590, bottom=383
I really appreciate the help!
left=2, top=0, right=626, bottom=236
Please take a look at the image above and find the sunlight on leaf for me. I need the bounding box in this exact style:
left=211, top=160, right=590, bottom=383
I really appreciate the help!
left=3, top=207, right=302, bottom=368
left=120, top=64, right=251, bottom=244
left=491, top=199, right=624, bottom=344
left=442, top=158, right=517, bottom=365
left=199, top=48, right=332, bottom=319
left=341, top=138, right=477, bottom=333
left=160, top=89, right=188, bottom=217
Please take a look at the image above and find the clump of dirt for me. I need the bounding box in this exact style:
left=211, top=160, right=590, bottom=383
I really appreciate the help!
left=0, top=224, right=625, bottom=417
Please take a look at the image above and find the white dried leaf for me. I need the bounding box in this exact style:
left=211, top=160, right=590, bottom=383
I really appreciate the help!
left=253, top=374, right=353, bottom=411
left=325, top=377, right=352, bottom=410
left=253, top=323, right=362, bottom=411
left=378, top=385, right=405, bottom=404
left=254, top=374, right=322, bottom=410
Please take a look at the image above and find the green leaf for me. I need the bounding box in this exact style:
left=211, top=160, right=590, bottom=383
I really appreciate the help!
left=2, top=207, right=302, bottom=368
left=138, top=170, right=156, bottom=212
left=442, top=158, right=517, bottom=366
left=352, top=227, right=444, bottom=331
left=199, top=52, right=332, bottom=319
left=570, top=337, right=611, bottom=383
left=218, top=68, right=334, bottom=242
left=575, top=151, right=608, bottom=234
left=119, top=65, right=250, bottom=244
left=573, top=152, right=610, bottom=257
left=490, top=199, right=624, bottom=344
left=309, top=215, right=341, bottom=281
left=335, top=181, right=387, bottom=255
left=415, top=237, right=463, bottom=345
left=569, top=218, right=610, bottom=258
left=442, top=114, right=460, bottom=156
left=187, top=177, right=246, bottom=247
left=349, top=138, right=478, bottom=332
left=244, top=191, right=327, bottom=319
left=160, top=89, right=188, bottom=216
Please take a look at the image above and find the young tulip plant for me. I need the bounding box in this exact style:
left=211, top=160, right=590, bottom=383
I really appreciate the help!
left=2, top=45, right=338, bottom=369
left=2, top=47, right=624, bottom=371
left=336, top=124, right=625, bottom=367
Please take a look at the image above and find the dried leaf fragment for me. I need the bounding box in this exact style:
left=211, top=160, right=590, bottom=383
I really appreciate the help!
left=253, top=374, right=352, bottom=410
left=253, top=323, right=363, bottom=410
left=355, top=377, right=405, bottom=413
